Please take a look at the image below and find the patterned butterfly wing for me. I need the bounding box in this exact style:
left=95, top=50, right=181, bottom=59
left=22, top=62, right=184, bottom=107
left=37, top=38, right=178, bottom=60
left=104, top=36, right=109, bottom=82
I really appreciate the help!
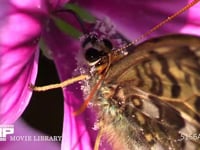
left=94, top=34, right=200, bottom=150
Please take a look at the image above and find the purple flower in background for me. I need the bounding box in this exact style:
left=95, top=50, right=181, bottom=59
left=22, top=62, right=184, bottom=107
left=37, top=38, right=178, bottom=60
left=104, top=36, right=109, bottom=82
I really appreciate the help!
left=0, top=0, right=200, bottom=150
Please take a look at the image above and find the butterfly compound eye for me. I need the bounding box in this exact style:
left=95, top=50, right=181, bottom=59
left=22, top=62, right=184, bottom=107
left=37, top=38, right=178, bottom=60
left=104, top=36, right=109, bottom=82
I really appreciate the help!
left=85, top=48, right=102, bottom=63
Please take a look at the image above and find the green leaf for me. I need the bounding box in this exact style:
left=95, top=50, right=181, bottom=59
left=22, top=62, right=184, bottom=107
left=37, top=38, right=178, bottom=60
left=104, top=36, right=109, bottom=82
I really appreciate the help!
left=51, top=16, right=83, bottom=38
left=39, top=38, right=53, bottom=60
left=65, top=3, right=96, bottom=23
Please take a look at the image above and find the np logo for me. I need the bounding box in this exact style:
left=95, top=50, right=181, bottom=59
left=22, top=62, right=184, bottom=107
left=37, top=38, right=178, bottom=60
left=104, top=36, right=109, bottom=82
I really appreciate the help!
left=0, top=125, right=14, bottom=141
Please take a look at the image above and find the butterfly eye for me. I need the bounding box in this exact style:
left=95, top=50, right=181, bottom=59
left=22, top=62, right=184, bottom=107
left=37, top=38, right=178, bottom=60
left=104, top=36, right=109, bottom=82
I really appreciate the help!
left=85, top=47, right=103, bottom=63
left=103, top=39, right=113, bottom=49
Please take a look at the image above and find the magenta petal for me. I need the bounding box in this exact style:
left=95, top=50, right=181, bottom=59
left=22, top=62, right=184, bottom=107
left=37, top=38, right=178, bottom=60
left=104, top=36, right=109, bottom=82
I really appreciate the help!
left=78, top=0, right=200, bottom=39
left=61, top=91, right=93, bottom=150
left=42, top=18, right=95, bottom=149
left=181, top=0, right=200, bottom=34
left=0, top=47, right=39, bottom=124
left=0, top=0, right=44, bottom=124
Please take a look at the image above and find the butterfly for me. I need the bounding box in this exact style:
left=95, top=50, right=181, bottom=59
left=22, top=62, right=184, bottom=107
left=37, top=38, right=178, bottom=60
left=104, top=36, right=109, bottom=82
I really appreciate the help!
left=81, top=34, right=200, bottom=150
left=30, top=1, right=200, bottom=149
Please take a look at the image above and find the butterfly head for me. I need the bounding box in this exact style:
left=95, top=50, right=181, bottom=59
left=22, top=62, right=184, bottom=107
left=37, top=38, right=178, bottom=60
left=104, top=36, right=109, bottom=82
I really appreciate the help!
left=83, top=35, right=113, bottom=66
left=81, top=34, right=130, bottom=77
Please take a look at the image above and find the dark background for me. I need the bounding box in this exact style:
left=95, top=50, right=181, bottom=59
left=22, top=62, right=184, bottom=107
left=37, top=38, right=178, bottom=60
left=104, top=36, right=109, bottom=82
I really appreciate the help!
left=22, top=53, right=63, bottom=137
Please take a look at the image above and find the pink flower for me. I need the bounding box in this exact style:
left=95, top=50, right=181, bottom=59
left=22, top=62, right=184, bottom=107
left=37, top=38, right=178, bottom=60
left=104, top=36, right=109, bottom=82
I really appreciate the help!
left=0, top=0, right=200, bottom=150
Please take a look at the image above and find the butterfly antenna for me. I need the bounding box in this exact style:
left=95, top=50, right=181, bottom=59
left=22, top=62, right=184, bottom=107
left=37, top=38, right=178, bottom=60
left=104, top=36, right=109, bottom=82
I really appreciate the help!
left=117, top=0, right=200, bottom=52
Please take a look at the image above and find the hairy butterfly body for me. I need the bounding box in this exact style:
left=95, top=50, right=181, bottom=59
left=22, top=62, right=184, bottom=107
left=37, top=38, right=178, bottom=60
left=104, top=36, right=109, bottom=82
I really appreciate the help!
left=83, top=34, right=200, bottom=150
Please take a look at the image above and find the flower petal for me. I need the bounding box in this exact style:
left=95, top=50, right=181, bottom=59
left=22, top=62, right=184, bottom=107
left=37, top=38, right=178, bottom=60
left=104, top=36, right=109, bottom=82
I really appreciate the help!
left=0, top=0, right=43, bottom=124
left=181, top=0, right=200, bottom=34
left=78, top=0, right=200, bottom=39
left=62, top=91, right=94, bottom=150
left=42, top=16, right=96, bottom=149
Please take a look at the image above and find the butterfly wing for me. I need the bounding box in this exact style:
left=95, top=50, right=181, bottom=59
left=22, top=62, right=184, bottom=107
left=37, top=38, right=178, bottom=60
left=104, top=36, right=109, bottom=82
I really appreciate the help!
left=98, top=34, right=200, bottom=149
